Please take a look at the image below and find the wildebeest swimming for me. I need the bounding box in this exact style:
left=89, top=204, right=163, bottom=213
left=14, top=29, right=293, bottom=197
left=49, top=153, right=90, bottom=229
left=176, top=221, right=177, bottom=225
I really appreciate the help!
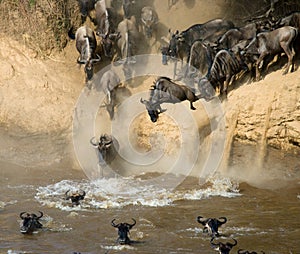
left=197, top=216, right=227, bottom=237
left=65, top=189, right=86, bottom=206
left=140, top=76, right=201, bottom=122
left=111, top=218, right=136, bottom=245
left=210, top=238, right=237, bottom=254
left=19, top=211, right=43, bottom=234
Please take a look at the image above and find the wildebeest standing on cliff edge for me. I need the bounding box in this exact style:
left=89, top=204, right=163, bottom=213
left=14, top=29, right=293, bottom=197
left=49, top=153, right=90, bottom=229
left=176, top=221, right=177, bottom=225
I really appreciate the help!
left=75, top=26, right=101, bottom=82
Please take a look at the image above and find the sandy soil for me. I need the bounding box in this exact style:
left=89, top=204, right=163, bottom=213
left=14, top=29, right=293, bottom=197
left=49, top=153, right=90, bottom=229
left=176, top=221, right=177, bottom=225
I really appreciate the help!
left=0, top=0, right=299, bottom=169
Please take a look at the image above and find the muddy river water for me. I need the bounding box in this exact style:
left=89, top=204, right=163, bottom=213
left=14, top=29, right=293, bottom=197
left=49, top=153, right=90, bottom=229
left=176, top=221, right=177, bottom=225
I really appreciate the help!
left=0, top=138, right=299, bottom=254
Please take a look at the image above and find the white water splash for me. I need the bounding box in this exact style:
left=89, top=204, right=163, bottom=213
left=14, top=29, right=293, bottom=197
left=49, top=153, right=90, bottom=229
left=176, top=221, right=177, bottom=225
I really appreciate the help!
left=35, top=176, right=241, bottom=210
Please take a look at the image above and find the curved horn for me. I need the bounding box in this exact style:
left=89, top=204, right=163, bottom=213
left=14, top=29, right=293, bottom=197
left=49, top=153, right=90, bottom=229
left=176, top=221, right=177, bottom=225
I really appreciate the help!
left=128, top=218, right=136, bottom=228
left=37, top=211, right=43, bottom=219
left=77, top=56, right=87, bottom=64
left=20, top=212, right=27, bottom=219
left=197, top=216, right=207, bottom=225
left=141, top=17, right=146, bottom=25
left=65, top=189, right=70, bottom=197
left=228, top=238, right=237, bottom=247
left=90, top=137, right=99, bottom=148
left=111, top=219, right=119, bottom=228
left=140, top=98, right=148, bottom=104
left=218, top=217, right=227, bottom=225
left=237, top=250, right=248, bottom=254
left=91, top=54, right=101, bottom=63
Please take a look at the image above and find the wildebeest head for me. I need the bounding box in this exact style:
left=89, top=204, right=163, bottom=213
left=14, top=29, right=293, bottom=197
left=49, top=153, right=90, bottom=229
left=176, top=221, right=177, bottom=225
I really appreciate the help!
left=77, top=0, right=96, bottom=23
left=65, top=189, right=86, bottom=206
left=90, top=134, right=118, bottom=163
left=77, top=54, right=101, bottom=81
left=168, top=30, right=181, bottom=58
left=140, top=98, right=166, bottom=123
left=141, top=6, right=158, bottom=39
left=197, top=216, right=227, bottom=237
left=19, top=211, right=43, bottom=234
left=100, top=33, right=120, bottom=59
left=211, top=238, right=237, bottom=254
left=111, top=218, right=136, bottom=244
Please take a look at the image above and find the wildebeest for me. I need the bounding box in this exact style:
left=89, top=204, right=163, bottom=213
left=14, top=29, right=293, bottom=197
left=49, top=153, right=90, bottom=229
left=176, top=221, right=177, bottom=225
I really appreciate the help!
left=94, top=0, right=121, bottom=37
left=243, top=25, right=298, bottom=80
left=210, top=238, right=237, bottom=254
left=198, top=49, right=248, bottom=99
left=140, top=6, right=158, bottom=39
left=98, top=69, right=121, bottom=119
left=75, top=26, right=101, bottom=81
left=77, top=0, right=96, bottom=23
left=122, top=0, right=135, bottom=19
left=217, top=23, right=259, bottom=50
left=117, top=17, right=139, bottom=63
left=90, top=134, right=119, bottom=165
left=111, top=218, right=136, bottom=244
left=197, top=216, right=227, bottom=237
left=65, top=190, right=86, bottom=206
left=19, top=211, right=43, bottom=234
left=140, top=76, right=201, bottom=122
left=162, top=19, right=234, bottom=77
left=238, top=250, right=266, bottom=254
left=185, top=40, right=216, bottom=78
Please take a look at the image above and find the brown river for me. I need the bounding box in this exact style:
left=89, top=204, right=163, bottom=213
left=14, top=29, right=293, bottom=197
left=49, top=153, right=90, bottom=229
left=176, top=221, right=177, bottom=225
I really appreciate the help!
left=0, top=137, right=299, bottom=254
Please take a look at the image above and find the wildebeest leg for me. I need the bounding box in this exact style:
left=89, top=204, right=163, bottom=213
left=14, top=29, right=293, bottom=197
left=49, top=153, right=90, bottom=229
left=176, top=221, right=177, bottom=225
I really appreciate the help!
left=281, top=43, right=295, bottom=74
left=190, top=101, right=196, bottom=110
left=256, top=52, right=268, bottom=81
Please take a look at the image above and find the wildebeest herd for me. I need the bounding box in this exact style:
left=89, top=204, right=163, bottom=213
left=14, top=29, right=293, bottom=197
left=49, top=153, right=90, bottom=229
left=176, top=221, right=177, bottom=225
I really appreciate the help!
left=68, top=0, right=300, bottom=123
left=17, top=0, right=300, bottom=253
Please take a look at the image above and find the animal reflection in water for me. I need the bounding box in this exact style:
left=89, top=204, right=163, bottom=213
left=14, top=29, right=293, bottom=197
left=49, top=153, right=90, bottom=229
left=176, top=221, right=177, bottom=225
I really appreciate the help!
left=140, top=76, right=201, bottom=122
left=197, top=216, right=227, bottom=237
left=65, top=189, right=86, bottom=206
left=19, top=211, right=43, bottom=234
left=111, top=218, right=136, bottom=245
left=90, top=134, right=119, bottom=167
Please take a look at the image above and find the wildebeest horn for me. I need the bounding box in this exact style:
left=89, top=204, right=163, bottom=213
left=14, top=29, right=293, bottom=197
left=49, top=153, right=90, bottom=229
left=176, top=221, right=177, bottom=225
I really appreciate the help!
left=65, top=189, right=70, bottom=197
left=91, top=54, right=101, bottom=63
left=111, top=219, right=120, bottom=228
left=141, top=18, right=146, bottom=25
left=77, top=56, right=86, bottom=64
left=218, top=217, right=227, bottom=225
left=237, top=250, right=249, bottom=254
left=227, top=238, right=238, bottom=247
left=128, top=218, right=136, bottom=228
left=90, top=137, right=99, bottom=147
left=37, top=211, right=43, bottom=219
left=210, top=237, right=220, bottom=247
left=140, top=98, right=148, bottom=104
left=20, top=212, right=28, bottom=219
left=197, top=216, right=207, bottom=225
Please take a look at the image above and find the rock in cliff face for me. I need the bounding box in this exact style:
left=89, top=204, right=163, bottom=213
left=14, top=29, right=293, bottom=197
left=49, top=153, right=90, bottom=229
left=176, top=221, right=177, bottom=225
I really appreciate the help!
left=225, top=68, right=300, bottom=153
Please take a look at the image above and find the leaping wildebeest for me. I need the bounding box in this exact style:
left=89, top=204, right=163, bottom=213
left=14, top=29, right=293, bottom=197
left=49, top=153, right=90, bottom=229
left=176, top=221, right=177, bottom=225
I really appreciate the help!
left=90, top=134, right=119, bottom=165
left=210, top=238, right=237, bottom=254
left=140, top=76, right=201, bottom=122
left=19, top=211, right=43, bottom=234
left=197, top=216, right=227, bottom=237
left=65, top=189, right=86, bottom=206
left=111, top=218, right=136, bottom=245
left=75, top=26, right=101, bottom=81
left=242, top=25, right=298, bottom=80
